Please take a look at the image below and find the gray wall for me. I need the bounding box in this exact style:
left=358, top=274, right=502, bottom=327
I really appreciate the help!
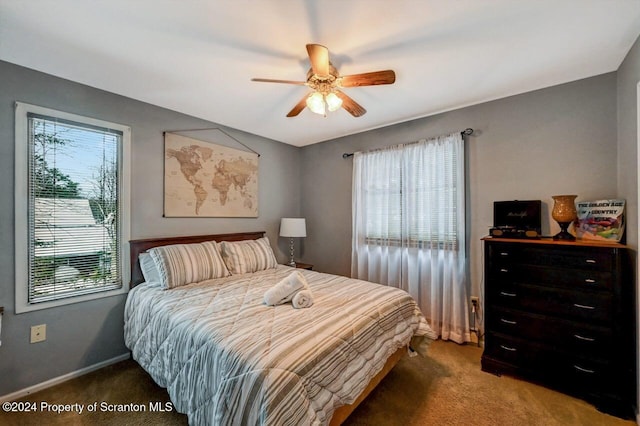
left=0, top=60, right=301, bottom=396
left=300, top=73, right=620, bottom=309
left=618, top=35, right=640, bottom=251
left=616, top=33, right=640, bottom=416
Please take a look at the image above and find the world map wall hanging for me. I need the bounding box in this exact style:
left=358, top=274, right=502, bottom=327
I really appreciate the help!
left=163, top=132, right=259, bottom=217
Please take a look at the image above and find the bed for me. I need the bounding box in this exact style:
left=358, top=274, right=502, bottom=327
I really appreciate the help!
left=125, top=231, right=436, bottom=425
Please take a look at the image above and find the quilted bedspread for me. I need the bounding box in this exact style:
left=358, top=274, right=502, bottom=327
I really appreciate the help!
left=124, top=265, right=435, bottom=425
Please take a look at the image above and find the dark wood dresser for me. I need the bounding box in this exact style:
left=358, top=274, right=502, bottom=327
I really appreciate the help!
left=481, top=237, right=635, bottom=418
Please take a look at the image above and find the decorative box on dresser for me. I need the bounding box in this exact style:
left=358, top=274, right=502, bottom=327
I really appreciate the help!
left=481, top=237, right=636, bottom=418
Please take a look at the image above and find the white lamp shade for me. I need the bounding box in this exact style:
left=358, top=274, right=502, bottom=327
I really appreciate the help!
left=306, top=92, right=325, bottom=115
left=280, top=218, right=307, bottom=237
left=325, top=92, right=343, bottom=111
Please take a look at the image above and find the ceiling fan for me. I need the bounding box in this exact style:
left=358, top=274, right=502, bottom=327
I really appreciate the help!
left=251, top=44, right=396, bottom=118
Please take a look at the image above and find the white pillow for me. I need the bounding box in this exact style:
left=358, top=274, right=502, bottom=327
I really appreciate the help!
left=149, top=240, right=230, bottom=289
left=221, top=237, right=278, bottom=274
left=139, top=252, right=161, bottom=285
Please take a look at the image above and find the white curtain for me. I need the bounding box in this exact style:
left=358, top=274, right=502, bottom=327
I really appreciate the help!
left=351, top=132, right=470, bottom=343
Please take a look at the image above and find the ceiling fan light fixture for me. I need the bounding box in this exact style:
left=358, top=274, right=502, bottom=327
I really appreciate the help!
left=306, top=92, right=325, bottom=115
left=252, top=44, right=395, bottom=118
left=325, top=92, right=342, bottom=112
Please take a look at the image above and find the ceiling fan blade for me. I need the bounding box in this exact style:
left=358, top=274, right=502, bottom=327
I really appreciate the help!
left=306, top=44, right=330, bottom=77
left=339, top=70, right=396, bottom=87
left=251, top=78, right=307, bottom=85
left=335, top=91, right=367, bottom=117
left=286, top=95, right=308, bottom=117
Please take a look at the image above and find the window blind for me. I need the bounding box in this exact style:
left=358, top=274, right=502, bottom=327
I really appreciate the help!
left=27, top=113, right=123, bottom=303
left=360, top=138, right=460, bottom=249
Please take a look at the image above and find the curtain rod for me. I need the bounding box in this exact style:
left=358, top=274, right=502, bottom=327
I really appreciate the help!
left=341, top=128, right=473, bottom=159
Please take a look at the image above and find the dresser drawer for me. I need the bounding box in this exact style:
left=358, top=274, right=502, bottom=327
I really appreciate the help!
left=483, top=333, right=533, bottom=367
left=484, top=333, right=613, bottom=390
left=489, top=307, right=613, bottom=360
left=490, top=263, right=612, bottom=291
left=562, top=356, right=613, bottom=395
left=523, top=265, right=612, bottom=291
left=489, top=282, right=613, bottom=323
left=521, top=246, right=614, bottom=271
left=488, top=243, right=615, bottom=272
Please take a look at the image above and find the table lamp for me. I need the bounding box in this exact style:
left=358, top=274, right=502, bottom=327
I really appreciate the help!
left=279, top=218, right=306, bottom=266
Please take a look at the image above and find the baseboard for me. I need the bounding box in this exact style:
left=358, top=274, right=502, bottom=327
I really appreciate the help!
left=0, top=352, right=130, bottom=402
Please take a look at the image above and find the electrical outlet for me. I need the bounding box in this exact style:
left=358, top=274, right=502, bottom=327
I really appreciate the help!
left=470, top=296, right=480, bottom=309
left=30, top=324, right=46, bottom=343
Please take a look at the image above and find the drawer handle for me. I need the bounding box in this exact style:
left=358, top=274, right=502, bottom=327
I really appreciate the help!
left=584, top=279, right=596, bottom=284
left=500, top=291, right=517, bottom=297
left=574, top=365, right=595, bottom=374
left=574, top=334, right=596, bottom=342
left=585, top=259, right=596, bottom=264
left=500, top=318, right=517, bottom=325
left=573, top=303, right=595, bottom=310
left=500, top=268, right=509, bottom=273
left=500, top=345, right=517, bottom=352
left=500, top=252, right=509, bottom=256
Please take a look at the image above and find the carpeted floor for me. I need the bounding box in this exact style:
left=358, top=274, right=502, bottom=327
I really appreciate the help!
left=1, top=340, right=635, bottom=425
left=343, top=341, right=635, bottom=426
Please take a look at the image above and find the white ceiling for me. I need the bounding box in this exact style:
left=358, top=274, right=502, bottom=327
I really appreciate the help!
left=2, top=1, right=640, bottom=147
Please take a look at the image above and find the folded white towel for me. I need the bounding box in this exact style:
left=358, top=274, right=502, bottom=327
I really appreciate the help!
left=264, top=271, right=308, bottom=306
left=292, top=289, right=314, bottom=309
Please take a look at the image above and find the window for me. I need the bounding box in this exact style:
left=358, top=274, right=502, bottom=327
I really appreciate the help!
left=355, top=135, right=462, bottom=249
left=15, top=103, right=130, bottom=313
left=352, top=132, right=468, bottom=342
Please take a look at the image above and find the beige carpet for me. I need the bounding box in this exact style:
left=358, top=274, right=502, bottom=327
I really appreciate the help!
left=1, top=340, right=635, bottom=425
left=344, top=341, right=635, bottom=426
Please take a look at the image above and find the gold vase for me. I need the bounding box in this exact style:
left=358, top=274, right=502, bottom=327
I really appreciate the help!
left=552, top=195, right=577, bottom=241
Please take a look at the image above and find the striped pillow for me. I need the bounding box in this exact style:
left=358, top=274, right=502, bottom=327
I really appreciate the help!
left=149, top=241, right=230, bottom=289
left=221, top=237, right=278, bottom=274
left=139, top=252, right=162, bottom=286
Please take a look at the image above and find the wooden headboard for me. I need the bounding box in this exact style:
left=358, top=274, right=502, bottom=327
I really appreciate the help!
left=129, top=231, right=266, bottom=287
